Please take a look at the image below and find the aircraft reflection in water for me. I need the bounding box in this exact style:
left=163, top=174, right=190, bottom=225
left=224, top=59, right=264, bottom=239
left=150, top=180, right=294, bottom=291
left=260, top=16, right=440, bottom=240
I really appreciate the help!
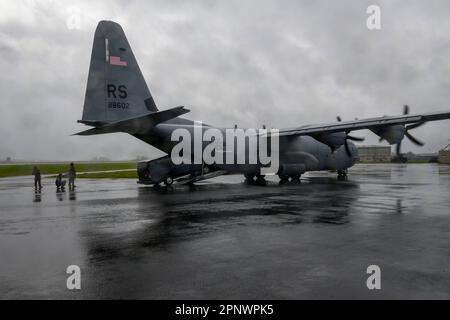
left=80, top=178, right=361, bottom=262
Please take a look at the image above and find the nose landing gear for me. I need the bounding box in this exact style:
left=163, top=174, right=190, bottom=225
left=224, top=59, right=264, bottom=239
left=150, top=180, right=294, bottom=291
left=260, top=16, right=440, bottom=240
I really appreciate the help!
left=337, top=170, right=348, bottom=181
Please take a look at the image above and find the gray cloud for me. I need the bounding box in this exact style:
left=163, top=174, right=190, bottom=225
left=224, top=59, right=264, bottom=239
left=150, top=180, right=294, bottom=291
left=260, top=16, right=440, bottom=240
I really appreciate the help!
left=1, top=0, right=450, bottom=161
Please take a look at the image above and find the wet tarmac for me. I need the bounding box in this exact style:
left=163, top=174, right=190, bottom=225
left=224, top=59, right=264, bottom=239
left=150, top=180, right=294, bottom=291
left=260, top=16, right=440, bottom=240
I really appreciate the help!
left=0, top=164, right=450, bottom=299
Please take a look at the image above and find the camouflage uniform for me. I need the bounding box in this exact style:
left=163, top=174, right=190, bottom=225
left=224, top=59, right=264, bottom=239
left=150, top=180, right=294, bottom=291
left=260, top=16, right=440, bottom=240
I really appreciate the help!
left=68, top=163, right=76, bottom=190
left=32, top=166, right=42, bottom=189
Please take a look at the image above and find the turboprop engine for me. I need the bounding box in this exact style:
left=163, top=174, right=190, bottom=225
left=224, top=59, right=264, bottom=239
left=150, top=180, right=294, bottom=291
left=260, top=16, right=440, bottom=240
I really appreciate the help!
left=371, top=105, right=426, bottom=155
left=313, top=116, right=365, bottom=156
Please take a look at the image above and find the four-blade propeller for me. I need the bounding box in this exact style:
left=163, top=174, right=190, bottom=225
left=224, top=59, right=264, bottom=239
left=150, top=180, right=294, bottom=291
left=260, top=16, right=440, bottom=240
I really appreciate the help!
left=338, top=105, right=427, bottom=157
left=395, top=105, right=426, bottom=155
left=336, top=116, right=365, bottom=156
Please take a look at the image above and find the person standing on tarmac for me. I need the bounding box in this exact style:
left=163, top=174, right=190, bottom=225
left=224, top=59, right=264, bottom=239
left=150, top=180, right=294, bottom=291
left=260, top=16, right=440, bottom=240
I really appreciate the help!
left=32, top=165, right=42, bottom=189
left=68, top=162, right=76, bottom=190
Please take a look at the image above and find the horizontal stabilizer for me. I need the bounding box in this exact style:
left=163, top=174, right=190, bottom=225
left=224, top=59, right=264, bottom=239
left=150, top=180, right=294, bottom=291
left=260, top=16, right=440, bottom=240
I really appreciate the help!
left=74, top=106, right=190, bottom=136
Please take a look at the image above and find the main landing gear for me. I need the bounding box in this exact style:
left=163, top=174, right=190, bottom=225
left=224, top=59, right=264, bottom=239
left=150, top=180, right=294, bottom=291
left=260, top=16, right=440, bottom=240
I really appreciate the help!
left=278, top=174, right=301, bottom=184
left=244, top=174, right=267, bottom=185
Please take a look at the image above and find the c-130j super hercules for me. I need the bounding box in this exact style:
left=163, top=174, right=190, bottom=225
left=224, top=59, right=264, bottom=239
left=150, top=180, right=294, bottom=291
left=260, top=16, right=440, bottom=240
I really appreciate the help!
left=76, top=21, right=450, bottom=186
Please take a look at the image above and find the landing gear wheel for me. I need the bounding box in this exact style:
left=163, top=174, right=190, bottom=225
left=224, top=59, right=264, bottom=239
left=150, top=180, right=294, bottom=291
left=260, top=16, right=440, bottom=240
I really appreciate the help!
left=164, top=177, right=174, bottom=186
left=244, top=173, right=255, bottom=180
left=244, top=173, right=255, bottom=183
left=290, top=174, right=301, bottom=182
left=278, top=174, right=289, bottom=183
left=255, top=174, right=266, bottom=186
left=337, top=170, right=348, bottom=180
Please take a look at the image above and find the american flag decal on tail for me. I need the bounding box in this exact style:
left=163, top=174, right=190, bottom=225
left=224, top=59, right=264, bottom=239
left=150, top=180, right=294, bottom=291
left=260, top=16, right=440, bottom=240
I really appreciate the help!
left=105, top=38, right=127, bottom=67
left=110, top=55, right=127, bottom=67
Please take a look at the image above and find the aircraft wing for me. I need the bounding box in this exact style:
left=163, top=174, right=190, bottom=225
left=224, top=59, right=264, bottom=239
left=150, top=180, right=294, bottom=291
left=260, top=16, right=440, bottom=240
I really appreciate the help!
left=267, top=110, right=450, bottom=137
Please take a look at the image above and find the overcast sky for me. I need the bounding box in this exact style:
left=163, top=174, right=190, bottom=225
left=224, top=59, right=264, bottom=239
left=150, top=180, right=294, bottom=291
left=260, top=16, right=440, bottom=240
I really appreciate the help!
left=1, top=0, right=450, bottom=161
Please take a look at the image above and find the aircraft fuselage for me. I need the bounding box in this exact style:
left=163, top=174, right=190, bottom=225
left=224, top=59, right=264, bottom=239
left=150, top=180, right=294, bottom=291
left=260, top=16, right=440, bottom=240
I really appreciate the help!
left=134, top=120, right=358, bottom=181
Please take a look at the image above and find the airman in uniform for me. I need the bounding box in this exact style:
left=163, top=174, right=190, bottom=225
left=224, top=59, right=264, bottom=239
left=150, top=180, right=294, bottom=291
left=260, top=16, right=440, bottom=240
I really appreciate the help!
left=32, top=165, right=42, bottom=189
left=68, top=162, right=76, bottom=190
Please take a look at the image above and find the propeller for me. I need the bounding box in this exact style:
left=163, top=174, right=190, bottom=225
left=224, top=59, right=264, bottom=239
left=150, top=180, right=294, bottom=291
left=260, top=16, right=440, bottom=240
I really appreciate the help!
left=395, top=105, right=426, bottom=155
left=336, top=115, right=365, bottom=156
left=344, top=133, right=365, bottom=156
left=396, top=122, right=426, bottom=155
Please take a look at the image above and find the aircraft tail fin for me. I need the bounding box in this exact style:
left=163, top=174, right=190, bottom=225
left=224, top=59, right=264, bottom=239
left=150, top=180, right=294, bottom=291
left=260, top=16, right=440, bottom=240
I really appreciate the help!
left=80, top=20, right=157, bottom=124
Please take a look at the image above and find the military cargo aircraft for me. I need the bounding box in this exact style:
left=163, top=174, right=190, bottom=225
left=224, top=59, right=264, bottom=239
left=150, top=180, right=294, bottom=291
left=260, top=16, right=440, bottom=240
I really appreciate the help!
left=76, top=21, right=450, bottom=186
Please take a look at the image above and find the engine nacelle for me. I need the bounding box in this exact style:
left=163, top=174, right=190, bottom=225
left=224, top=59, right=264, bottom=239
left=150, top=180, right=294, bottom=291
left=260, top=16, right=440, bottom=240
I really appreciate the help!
left=313, top=132, right=346, bottom=150
left=371, top=125, right=405, bottom=144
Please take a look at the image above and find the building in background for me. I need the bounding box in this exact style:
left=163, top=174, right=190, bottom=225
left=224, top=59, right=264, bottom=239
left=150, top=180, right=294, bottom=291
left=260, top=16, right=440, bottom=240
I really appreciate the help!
left=357, top=146, right=391, bottom=163
left=405, top=152, right=438, bottom=163
left=438, top=143, right=450, bottom=164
